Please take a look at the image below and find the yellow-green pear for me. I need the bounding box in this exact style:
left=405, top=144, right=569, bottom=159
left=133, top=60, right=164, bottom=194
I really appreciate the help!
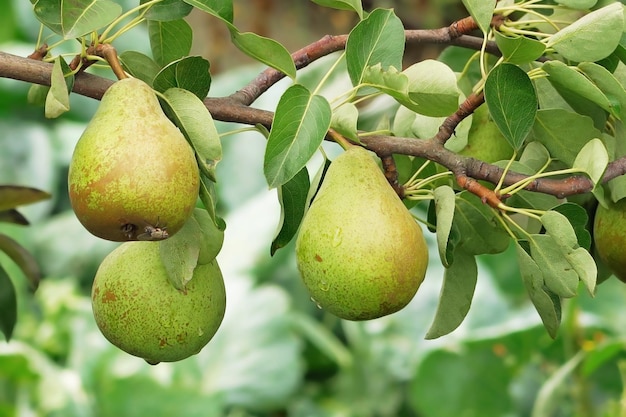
left=295, top=146, right=428, bottom=320
left=92, top=241, right=226, bottom=364
left=68, top=77, right=199, bottom=242
left=594, top=198, right=626, bottom=283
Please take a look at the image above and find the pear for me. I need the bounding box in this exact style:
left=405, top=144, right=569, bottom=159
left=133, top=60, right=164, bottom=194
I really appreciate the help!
left=68, top=77, right=199, bottom=241
left=92, top=241, right=226, bottom=363
left=295, top=146, right=429, bottom=320
left=593, top=198, right=626, bottom=282
left=458, top=104, right=514, bottom=163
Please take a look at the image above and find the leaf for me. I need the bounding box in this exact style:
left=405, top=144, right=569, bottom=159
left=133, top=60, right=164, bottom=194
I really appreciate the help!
left=547, top=2, right=624, bottom=62
left=330, top=103, right=359, bottom=141
left=45, top=57, right=73, bottom=118
left=271, top=168, right=310, bottom=256
left=311, top=0, right=363, bottom=19
left=119, top=51, right=161, bottom=86
left=530, top=234, right=579, bottom=298
left=161, top=88, right=222, bottom=181
left=159, top=216, right=202, bottom=291
left=0, top=185, right=50, bottom=211
left=403, top=60, right=460, bottom=117
left=494, top=31, right=546, bottom=65
left=485, top=63, right=537, bottom=150
left=542, top=61, right=616, bottom=117
left=578, top=62, right=626, bottom=120
left=551, top=202, right=591, bottom=250
left=198, top=173, right=218, bottom=223
left=554, top=0, right=597, bottom=9
left=0, top=234, right=41, bottom=291
left=182, top=0, right=233, bottom=23
left=230, top=30, right=296, bottom=79
left=516, top=242, right=561, bottom=338
left=453, top=192, right=510, bottom=255
left=153, top=56, right=211, bottom=99
left=425, top=248, right=477, bottom=339
left=573, top=138, right=607, bottom=186
left=531, top=109, right=602, bottom=167
left=433, top=185, right=456, bottom=267
left=0, top=210, right=29, bottom=226
left=148, top=19, right=193, bottom=67
left=34, top=0, right=122, bottom=38
left=461, top=0, right=496, bottom=34
left=346, top=8, right=405, bottom=86
left=264, top=84, right=331, bottom=188
left=143, top=0, right=193, bottom=21
left=192, top=208, right=224, bottom=264
left=27, top=84, right=49, bottom=106
left=0, top=264, right=17, bottom=341
left=540, top=210, right=579, bottom=250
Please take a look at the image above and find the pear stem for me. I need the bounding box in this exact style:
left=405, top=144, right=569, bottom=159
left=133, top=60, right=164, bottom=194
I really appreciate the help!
left=327, top=129, right=353, bottom=150
left=97, top=44, right=127, bottom=80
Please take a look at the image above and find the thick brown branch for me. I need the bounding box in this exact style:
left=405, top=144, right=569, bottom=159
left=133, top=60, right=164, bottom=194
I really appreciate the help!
left=435, top=91, right=484, bottom=145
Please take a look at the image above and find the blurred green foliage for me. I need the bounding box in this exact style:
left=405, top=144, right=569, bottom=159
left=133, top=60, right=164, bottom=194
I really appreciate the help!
left=2, top=1, right=626, bottom=417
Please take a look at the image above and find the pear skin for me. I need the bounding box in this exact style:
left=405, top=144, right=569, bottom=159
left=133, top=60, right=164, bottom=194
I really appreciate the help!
left=92, top=241, right=226, bottom=363
left=295, top=147, right=428, bottom=320
left=459, top=104, right=514, bottom=163
left=594, top=199, right=626, bottom=282
left=68, top=77, right=199, bottom=241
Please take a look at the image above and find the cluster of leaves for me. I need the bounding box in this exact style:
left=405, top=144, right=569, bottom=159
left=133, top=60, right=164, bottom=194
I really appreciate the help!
left=15, top=0, right=626, bottom=343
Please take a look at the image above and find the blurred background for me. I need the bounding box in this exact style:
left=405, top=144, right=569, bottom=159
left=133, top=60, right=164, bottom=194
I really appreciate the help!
left=2, top=1, right=626, bottom=416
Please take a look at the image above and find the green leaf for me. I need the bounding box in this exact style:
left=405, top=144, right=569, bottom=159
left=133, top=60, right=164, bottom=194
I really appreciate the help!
left=425, top=248, right=477, bottom=339
left=573, top=138, right=608, bottom=186
left=153, top=56, right=211, bottom=99
left=515, top=242, right=561, bottom=338
left=453, top=192, right=510, bottom=255
left=0, top=264, right=17, bottom=341
left=45, top=57, right=74, bottom=118
left=547, top=2, right=624, bottom=62
left=271, top=167, right=310, bottom=256
left=0, top=185, right=50, bottom=211
left=34, top=0, right=122, bottom=38
left=0, top=210, right=29, bottom=226
left=198, top=173, right=218, bottom=223
left=159, top=216, right=202, bottom=291
left=403, top=60, right=460, bottom=117
left=229, top=30, right=296, bottom=79
left=330, top=102, right=359, bottom=141
left=531, top=109, right=602, bottom=167
left=410, top=349, right=513, bottom=417
left=461, top=0, right=496, bottom=34
left=182, top=0, right=233, bottom=23
left=551, top=202, right=591, bottom=250
left=541, top=210, right=579, bottom=250
left=143, top=0, right=193, bottom=21
left=530, top=234, right=579, bottom=298
left=578, top=61, right=626, bottom=120
left=119, top=51, right=161, bottom=86
left=27, top=84, right=49, bottom=106
left=0, top=234, right=41, bottom=291
left=192, top=208, right=224, bottom=264
left=542, top=61, right=616, bottom=117
left=433, top=185, right=456, bottom=267
left=554, top=0, right=597, bottom=9
left=161, top=88, right=222, bottom=181
left=148, top=19, right=193, bottom=67
left=485, top=63, right=537, bottom=150
left=346, top=8, right=405, bottom=86
left=311, top=0, right=363, bottom=19
left=494, top=31, right=546, bottom=64
left=264, top=84, right=331, bottom=188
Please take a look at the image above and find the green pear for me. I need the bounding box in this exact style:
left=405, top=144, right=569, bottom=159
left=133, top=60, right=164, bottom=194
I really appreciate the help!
left=92, top=241, right=226, bottom=364
left=458, top=104, right=514, bottom=163
left=295, top=146, right=429, bottom=320
left=594, top=198, right=626, bottom=283
left=68, top=77, right=199, bottom=242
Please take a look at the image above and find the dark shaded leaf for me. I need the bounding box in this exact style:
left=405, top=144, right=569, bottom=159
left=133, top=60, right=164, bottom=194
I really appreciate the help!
left=0, top=234, right=41, bottom=291
left=0, top=264, right=17, bottom=341
left=271, top=167, right=310, bottom=255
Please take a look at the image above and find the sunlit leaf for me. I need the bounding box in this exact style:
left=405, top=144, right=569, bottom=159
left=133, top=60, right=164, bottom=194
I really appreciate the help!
left=230, top=30, right=296, bottom=79
left=573, top=138, right=608, bottom=186
left=311, top=0, right=363, bottom=19
left=403, top=60, right=460, bottom=117
left=554, top=0, right=597, bottom=9
left=45, top=57, right=73, bottom=118
left=551, top=202, right=591, bottom=250
left=346, top=8, right=404, bottom=86
left=578, top=62, right=626, bottom=120
left=148, top=19, right=193, bottom=67
left=271, top=168, right=309, bottom=256
left=0, top=234, right=41, bottom=291
left=494, top=32, right=546, bottom=64
left=182, top=0, right=233, bottom=23
left=0, top=264, right=16, bottom=341
left=34, top=0, right=122, bottom=38
left=433, top=185, right=455, bottom=267
left=330, top=103, right=359, bottom=142
left=485, top=63, right=537, bottom=150
left=161, top=88, right=222, bottom=181
left=264, top=84, right=331, bottom=188
left=425, top=248, right=477, bottom=339
left=530, top=234, right=578, bottom=298
left=461, top=0, right=496, bottom=34
left=159, top=216, right=202, bottom=291
left=192, top=208, right=224, bottom=264
left=547, top=2, right=623, bottom=62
